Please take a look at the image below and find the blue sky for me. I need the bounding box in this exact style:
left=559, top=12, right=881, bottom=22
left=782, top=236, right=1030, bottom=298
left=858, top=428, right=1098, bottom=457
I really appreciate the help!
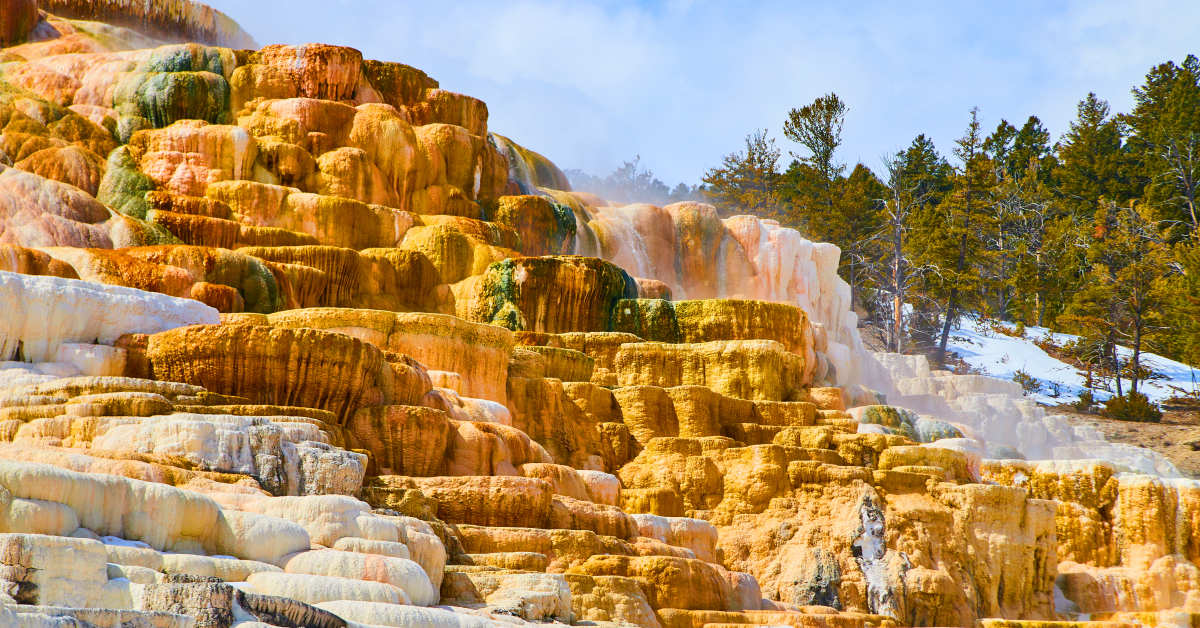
left=204, top=0, right=1200, bottom=185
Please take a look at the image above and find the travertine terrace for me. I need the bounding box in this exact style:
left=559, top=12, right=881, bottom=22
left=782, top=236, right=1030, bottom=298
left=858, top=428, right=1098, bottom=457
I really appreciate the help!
left=0, top=1, right=1195, bottom=627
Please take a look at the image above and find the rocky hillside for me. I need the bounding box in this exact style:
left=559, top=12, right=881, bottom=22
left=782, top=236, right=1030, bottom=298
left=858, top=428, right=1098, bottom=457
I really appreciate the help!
left=0, top=2, right=1196, bottom=627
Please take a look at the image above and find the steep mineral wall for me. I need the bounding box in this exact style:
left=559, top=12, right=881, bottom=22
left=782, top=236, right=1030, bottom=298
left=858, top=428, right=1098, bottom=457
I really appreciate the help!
left=36, top=0, right=257, bottom=48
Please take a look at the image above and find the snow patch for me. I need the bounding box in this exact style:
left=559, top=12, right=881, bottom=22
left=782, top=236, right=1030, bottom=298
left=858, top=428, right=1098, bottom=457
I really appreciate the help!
left=947, top=317, right=1199, bottom=404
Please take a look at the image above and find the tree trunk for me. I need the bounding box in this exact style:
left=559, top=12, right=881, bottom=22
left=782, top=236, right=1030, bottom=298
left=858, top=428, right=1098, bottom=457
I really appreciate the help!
left=848, top=258, right=857, bottom=314
left=1034, top=252, right=1044, bottom=327
left=1130, top=310, right=1143, bottom=395
left=1188, top=191, right=1197, bottom=234
left=1111, top=337, right=1123, bottom=398
left=937, top=228, right=970, bottom=365
left=937, top=287, right=958, bottom=365
left=893, top=294, right=903, bottom=353
left=1182, top=144, right=1197, bottom=231
left=892, top=214, right=904, bottom=353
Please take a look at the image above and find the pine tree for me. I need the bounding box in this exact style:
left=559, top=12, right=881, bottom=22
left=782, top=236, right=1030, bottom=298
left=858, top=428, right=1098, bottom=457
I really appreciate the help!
left=897, top=135, right=953, bottom=345
left=983, top=120, right=1017, bottom=174
left=780, top=92, right=849, bottom=235
left=702, top=130, right=783, bottom=218
left=783, top=93, right=848, bottom=185
left=1060, top=201, right=1174, bottom=395
left=1124, top=55, right=1200, bottom=236
left=931, top=108, right=996, bottom=364
left=1110, top=202, right=1174, bottom=393
left=1046, top=93, right=1133, bottom=337
left=779, top=93, right=885, bottom=305
left=984, top=116, right=1062, bottom=322
left=1055, top=93, right=1131, bottom=215
left=836, top=164, right=886, bottom=307
left=984, top=121, right=1020, bottom=316
left=777, top=160, right=824, bottom=232
left=1011, top=116, right=1055, bottom=184
left=1167, top=242, right=1200, bottom=370
left=1038, top=212, right=1089, bottom=326
left=900, top=134, right=954, bottom=207
left=991, top=166, right=1054, bottom=320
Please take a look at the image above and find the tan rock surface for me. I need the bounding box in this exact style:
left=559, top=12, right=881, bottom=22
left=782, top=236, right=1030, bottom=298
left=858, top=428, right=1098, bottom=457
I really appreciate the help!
left=0, top=10, right=1194, bottom=627
left=267, top=308, right=513, bottom=403
left=145, top=323, right=400, bottom=422
left=614, top=340, right=807, bottom=401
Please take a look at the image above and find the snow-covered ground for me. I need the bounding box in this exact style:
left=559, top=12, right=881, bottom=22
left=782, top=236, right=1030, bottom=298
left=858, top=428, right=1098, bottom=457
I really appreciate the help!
left=946, top=317, right=1200, bottom=405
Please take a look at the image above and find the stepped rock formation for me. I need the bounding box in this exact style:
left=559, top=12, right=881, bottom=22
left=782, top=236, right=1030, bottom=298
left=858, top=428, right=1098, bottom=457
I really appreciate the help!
left=0, top=2, right=1196, bottom=627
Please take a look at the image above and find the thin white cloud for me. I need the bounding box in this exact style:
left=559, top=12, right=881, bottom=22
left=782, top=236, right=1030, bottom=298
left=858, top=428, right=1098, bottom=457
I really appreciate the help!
left=205, top=0, right=1200, bottom=183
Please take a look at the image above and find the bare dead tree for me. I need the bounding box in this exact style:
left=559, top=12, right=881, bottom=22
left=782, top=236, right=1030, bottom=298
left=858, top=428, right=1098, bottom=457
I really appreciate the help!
left=1109, top=201, right=1178, bottom=394
left=992, top=161, right=1054, bottom=325
left=1159, top=132, right=1200, bottom=233
left=863, top=152, right=933, bottom=353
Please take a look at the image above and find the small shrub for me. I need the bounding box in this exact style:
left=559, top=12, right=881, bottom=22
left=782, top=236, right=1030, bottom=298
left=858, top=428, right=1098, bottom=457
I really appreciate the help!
left=1047, top=381, right=1062, bottom=398
left=1101, top=391, right=1163, bottom=423
left=1013, top=369, right=1040, bottom=394
left=1073, top=389, right=1095, bottom=412
left=990, top=320, right=1024, bottom=338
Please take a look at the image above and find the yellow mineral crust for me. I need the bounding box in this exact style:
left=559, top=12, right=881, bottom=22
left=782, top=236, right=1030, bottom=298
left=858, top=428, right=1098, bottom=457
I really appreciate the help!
left=614, top=340, right=808, bottom=401
left=0, top=9, right=1197, bottom=627
left=144, top=323, right=401, bottom=422
left=266, top=307, right=514, bottom=403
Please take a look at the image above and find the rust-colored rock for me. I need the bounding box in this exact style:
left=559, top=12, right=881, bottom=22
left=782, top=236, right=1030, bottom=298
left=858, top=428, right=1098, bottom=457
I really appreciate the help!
left=254, top=44, right=363, bottom=102
left=266, top=308, right=513, bottom=403
left=461, top=255, right=637, bottom=333
left=0, top=245, right=79, bottom=278
left=567, top=554, right=736, bottom=612
left=144, top=324, right=399, bottom=422
left=614, top=340, right=807, bottom=401
left=347, top=405, right=450, bottom=476
left=0, top=0, right=38, bottom=46
left=15, top=145, right=106, bottom=196
left=413, top=476, right=553, bottom=528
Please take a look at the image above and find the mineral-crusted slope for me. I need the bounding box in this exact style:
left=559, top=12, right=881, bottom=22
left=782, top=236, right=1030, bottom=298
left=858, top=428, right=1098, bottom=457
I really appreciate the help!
left=0, top=3, right=1193, bottom=627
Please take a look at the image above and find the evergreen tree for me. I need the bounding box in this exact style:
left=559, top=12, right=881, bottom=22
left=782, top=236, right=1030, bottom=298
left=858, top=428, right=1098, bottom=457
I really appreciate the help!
left=899, top=134, right=954, bottom=206
left=780, top=92, right=849, bottom=234
left=983, top=120, right=1017, bottom=175
left=1111, top=203, right=1175, bottom=394
left=1060, top=201, right=1174, bottom=395
left=1038, top=212, right=1090, bottom=326
left=931, top=108, right=996, bottom=364
left=778, top=93, right=884, bottom=305
left=897, top=135, right=954, bottom=345
left=1123, top=55, right=1200, bottom=236
left=701, top=130, right=783, bottom=218
left=777, top=160, right=823, bottom=232
left=990, top=168, right=1040, bottom=318
left=835, top=164, right=887, bottom=307
left=1011, top=116, right=1055, bottom=183
left=783, top=93, right=848, bottom=184
left=1167, top=242, right=1200, bottom=368
left=1054, top=93, right=1131, bottom=215
left=1043, top=93, right=1132, bottom=334
left=984, top=121, right=1020, bottom=316
left=985, top=117, right=1062, bottom=321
